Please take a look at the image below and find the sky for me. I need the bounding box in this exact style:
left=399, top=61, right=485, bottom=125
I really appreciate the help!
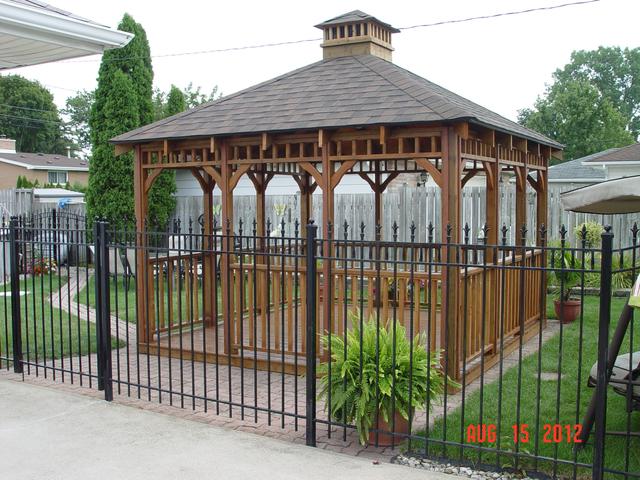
left=5, top=0, right=639, bottom=122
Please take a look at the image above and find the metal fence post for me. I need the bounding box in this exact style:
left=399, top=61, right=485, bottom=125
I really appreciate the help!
left=305, top=220, right=318, bottom=447
left=593, top=225, right=613, bottom=480
left=9, top=216, right=22, bottom=374
left=94, top=220, right=113, bottom=400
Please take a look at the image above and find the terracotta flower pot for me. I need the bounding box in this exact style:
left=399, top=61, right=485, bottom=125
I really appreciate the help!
left=554, top=299, right=581, bottom=324
left=368, top=410, right=409, bottom=447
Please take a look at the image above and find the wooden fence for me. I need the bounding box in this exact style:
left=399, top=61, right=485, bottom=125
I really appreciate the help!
left=172, top=184, right=640, bottom=247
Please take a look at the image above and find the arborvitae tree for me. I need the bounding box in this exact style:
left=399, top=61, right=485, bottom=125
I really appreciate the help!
left=87, top=69, right=139, bottom=229
left=87, top=13, right=175, bottom=229
left=165, top=85, right=186, bottom=117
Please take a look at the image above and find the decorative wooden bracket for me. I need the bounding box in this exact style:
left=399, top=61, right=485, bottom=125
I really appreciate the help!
left=299, top=162, right=323, bottom=188
left=292, top=173, right=317, bottom=194
left=330, top=160, right=356, bottom=189
left=229, top=163, right=252, bottom=191
left=247, top=170, right=274, bottom=193
left=202, top=165, right=222, bottom=186
left=190, top=168, right=215, bottom=192
left=144, top=168, right=164, bottom=193
left=514, top=166, right=527, bottom=192
left=481, top=160, right=496, bottom=190
left=358, top=172, right=398, bottom=193
left=461, top=168, right=481, bottom=188
left=415, top=158, right=442, bottom=188
left=527, top=173, right=540, bottom=192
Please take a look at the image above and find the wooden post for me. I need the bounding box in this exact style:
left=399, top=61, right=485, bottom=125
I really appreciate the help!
left=515, top=165, right=527, bottom=244
left=536, top=169, right=548, bottom=245
left=220, top=140, right=234, bottom=354
left=201, top=170, right=215, bottom=327
left=300, top=173, right=313, bottom=235
left=486, top=150, right=500, bottom=260
left=374, top=163, right=382, bottom=230
left=321, top=133, right=333, bottom=348
left=133, top=146, right=150, bottom=345
left=440, top=126, right=461, bottom=382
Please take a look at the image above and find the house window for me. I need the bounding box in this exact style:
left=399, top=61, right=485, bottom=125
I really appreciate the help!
left=48, top=171, right=68, bottom=185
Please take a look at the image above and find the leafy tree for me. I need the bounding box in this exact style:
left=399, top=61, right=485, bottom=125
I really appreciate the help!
left=88, top=13, right=175, bottom=229
left=0, top=75, right=65, bottom=153
left=519, top=79, right=634, bottom=161
left=554, top=47, right=640, bottom=137
left=151, top=88, right=167, bottom=121
left=519, top=47, right=640, bottom=161
left=152, top=83, right=217, bottom=121
left=183, top=82, right=220, bottom=109
left=61, top=89, right=94, bottom=159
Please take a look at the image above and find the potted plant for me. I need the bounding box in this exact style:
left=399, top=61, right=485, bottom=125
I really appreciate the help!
left=318, top=311, right=454, bottom=446
left=551, top=250, right=582, bottom=323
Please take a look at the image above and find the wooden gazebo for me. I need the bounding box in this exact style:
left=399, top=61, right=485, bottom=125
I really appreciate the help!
left=111, top=10, right=562, bottom=381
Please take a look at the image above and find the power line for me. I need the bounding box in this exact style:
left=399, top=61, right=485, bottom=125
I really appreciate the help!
left=399, top=0, right=600, bottom=30
left=1, top=0, right=601, bottom=106
left=61, top=0, right=600, bottom=64
left=0, top=112, right=64, bottom=125
left=0, top=102, right=62, bottom=114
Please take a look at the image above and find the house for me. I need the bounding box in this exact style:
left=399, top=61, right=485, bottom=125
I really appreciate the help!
left=0, top=0, right=132, bottom=69
left=549, top=144, right=640, bottom=188
left=0, top=137, right=89, bottom=188
left=580, top=143, right=640, bottom=180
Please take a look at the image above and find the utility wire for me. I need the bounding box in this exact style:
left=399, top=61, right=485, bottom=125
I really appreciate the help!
left=2, top=0, right=601, bottom=104
left=0, top=112, right=64, bottom=125
left=399, top=0, right=600, bottom=30
left=61, top=0, right=600, bottom=64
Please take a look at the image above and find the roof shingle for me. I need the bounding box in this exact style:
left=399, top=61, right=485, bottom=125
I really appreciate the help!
left=112, top=55, right=561, bottom=148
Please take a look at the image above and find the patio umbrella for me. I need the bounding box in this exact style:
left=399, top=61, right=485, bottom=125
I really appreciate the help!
left=560, top=175, right=640, bottom=214
left=567, top=175, right=640, bottom=444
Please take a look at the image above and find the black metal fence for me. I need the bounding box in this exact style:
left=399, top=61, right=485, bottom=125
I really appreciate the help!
left=0, top=211, right=638, bottom=480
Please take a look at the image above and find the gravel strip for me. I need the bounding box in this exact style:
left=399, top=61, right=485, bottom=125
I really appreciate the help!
left=392, top=454, right=545, bottom=480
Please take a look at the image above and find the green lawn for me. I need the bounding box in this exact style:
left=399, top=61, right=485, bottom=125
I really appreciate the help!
left=76, top=273, right=212, bottom=325
left=0, top=275, right=123, bottom=366
left=413, top=295, right=639, bottom=479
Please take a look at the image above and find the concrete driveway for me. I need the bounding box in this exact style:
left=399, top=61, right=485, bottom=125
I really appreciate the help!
left=0, top=378, right=454, bottom=480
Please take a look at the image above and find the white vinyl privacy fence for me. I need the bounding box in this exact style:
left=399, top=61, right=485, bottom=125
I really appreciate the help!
left=172, top=184, right=640, bottom=247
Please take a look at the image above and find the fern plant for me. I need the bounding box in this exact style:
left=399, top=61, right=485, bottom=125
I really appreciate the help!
left=318, top=311, right=452, bottom=445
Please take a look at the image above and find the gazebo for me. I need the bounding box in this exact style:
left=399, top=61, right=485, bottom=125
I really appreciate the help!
left=111, top=10, right=562, bottom=382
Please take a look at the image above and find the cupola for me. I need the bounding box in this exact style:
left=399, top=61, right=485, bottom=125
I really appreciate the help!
left=315, top=10, right=400, bottom=61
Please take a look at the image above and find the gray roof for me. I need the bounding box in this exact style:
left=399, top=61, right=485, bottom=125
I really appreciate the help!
left=548, top=154, right=607, bottom=182
left=112, top=54, right=562, bottom=148
left=582, top=143, right=640, bottom=163
left=315, top=10, right=400, bottom=32
left=0, top=151, right=89, bottom=170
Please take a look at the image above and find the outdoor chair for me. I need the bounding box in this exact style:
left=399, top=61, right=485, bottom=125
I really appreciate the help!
left=588, top=352, right=640, bottom=413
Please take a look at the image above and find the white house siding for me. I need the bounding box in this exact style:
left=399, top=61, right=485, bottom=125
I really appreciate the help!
left=605, top=164, right=640, bottom=180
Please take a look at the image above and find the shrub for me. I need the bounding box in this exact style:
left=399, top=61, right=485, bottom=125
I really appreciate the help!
left=318, top=311, right=452, bottom=444
left=574, top=222, right=604, bottom=248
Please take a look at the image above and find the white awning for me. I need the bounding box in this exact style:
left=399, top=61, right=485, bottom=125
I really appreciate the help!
left=560, top=176, right=640, bottom=214
left=0, top=0, right=132, bottom=69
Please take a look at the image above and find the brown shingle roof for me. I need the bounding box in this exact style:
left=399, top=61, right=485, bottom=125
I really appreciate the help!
left=0, top=152, right=89, bottom=170
left=582, top=143, right=640, bottom=163
left=111, top=54, right=562, bottom=148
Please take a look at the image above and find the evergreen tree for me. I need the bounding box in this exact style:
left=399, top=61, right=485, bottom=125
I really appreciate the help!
left=165, top=85, right=186, bottom=117
left=87, top=69, right=138, bottom=229
left=87, top=13, right=175, bottom=228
